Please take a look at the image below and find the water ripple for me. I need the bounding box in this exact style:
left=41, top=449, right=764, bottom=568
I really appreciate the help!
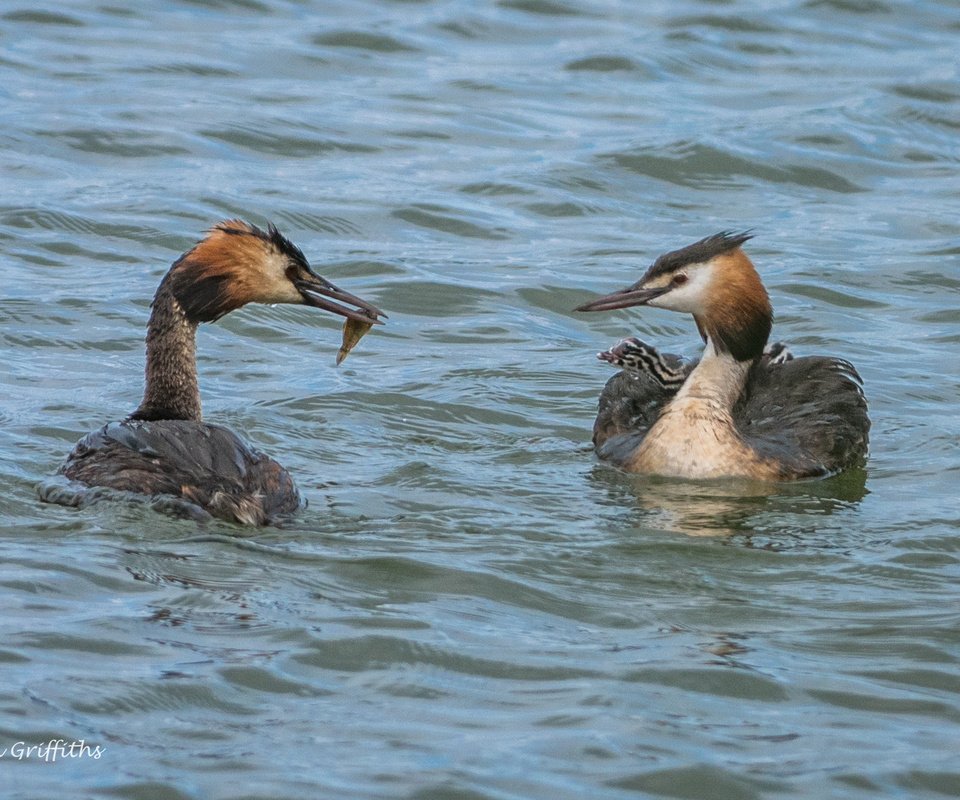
left=607, top=144, right=865, bottom=193
left=312, top=30, right=420, bottom=53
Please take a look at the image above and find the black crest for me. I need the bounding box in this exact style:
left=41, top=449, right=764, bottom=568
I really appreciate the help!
left=219, top=220, right=311, bottom=272
left=645, top=231, right=754, bottom=282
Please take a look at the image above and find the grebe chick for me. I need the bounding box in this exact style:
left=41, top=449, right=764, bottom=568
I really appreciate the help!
left=599, top=338, right=689, bottom=390
left=599, top=337, right=793, bottom=387
left=576, top=232, right=869, bottom=480
left=45, top=220, right=384, bottom=525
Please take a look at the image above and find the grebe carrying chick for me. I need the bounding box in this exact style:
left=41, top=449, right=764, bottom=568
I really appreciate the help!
left=44, top=220, right=384, bottom=525
left=576, top=232, right=869, bottom=480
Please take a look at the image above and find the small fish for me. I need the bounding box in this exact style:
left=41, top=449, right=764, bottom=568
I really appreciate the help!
left=336, top=317, right=373, bottom=365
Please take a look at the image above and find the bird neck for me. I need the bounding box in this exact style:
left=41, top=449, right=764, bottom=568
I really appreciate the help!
left=130, top=277, right=202, bottom=422
left=692, top=251, right=772, bottom=362
left=673, top=338, right=752, bottom=413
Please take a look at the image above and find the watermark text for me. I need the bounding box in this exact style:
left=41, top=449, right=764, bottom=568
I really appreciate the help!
left=0, top=739, right=104, bottom=762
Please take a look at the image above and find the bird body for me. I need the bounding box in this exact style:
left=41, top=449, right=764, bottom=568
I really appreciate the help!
left=62, top=420, right=299, bottom=526
left=46, top=220, right=383, bottom=525
left=577, top=233, right=869, bottom=481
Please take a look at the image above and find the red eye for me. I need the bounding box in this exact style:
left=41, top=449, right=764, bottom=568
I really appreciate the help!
left=673, top=273, right=688, bottom=286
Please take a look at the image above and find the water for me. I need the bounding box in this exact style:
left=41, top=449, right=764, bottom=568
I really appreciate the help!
left=2, top=1, right=959, bottom=797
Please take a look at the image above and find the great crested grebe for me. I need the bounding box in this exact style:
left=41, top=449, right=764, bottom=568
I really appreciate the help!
left=44, top=220, right=384, bottom=525
left=576, top=232, right=869, bottom=480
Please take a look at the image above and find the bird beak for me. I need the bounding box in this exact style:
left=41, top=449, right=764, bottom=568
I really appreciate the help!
left=596, top=338, right=631, bottom=364
left=295, top=272, right=386, bottom=325
left=574, top=284, right=669, bottom=313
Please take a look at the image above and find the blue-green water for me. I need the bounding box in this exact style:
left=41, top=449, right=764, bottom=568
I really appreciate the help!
left=2, top=2, right=959, bottom=798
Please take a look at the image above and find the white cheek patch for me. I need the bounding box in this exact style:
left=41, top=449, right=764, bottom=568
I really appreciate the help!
left=649, top=263, right=712, bottom=314
left=261, top=253, right=304, bottom=304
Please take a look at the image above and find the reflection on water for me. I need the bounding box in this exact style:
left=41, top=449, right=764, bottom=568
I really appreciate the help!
left=2, top=0, right=960, bottom=798
left=588, top=466, right=868, bottom=539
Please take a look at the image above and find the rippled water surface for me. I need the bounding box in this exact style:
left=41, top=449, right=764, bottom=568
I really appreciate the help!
left=2, top=1, right=960, bottom=798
